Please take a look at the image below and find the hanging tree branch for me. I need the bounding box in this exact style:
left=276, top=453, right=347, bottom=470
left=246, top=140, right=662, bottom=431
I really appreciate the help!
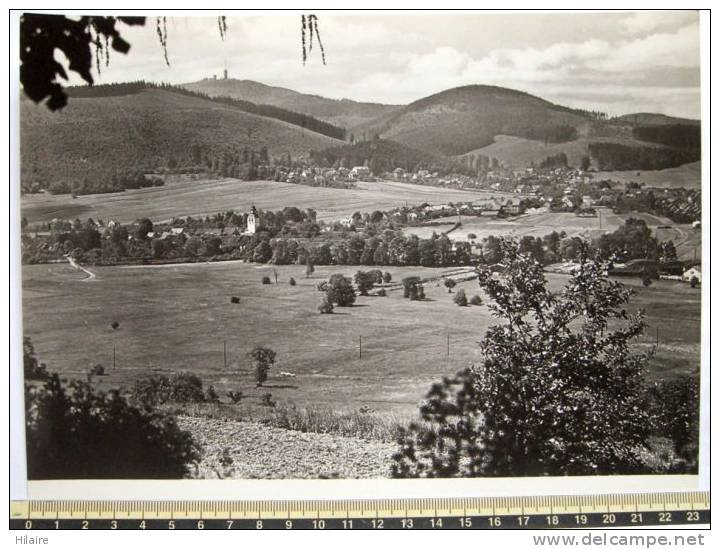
left=301, top=14, right=326, bottom=66
left=21, top=13, right=327, bottom=111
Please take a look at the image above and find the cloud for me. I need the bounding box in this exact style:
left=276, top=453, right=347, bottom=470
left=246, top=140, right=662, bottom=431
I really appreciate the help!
left=621, top=11, right=697, bottom=35
left=63, top=13, right=701, bottom=118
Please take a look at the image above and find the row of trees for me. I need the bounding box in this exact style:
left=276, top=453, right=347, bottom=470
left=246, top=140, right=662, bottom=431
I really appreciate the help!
left=45, top=172, right=164, bottom=196
left=23, top=210, right=677, bottom=273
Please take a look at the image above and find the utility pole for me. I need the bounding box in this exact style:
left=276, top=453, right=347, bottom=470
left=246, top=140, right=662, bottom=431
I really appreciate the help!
left=359, top=336, right=362, bottom=360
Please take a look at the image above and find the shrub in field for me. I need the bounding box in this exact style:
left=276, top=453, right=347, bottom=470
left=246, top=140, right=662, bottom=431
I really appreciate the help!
left=377, top=288, right=387, bottom=297
left=23, top=337, right=49, bottom=381
left=383, top=271, right=392, bottom=284
left=690, top=276, right=699, bottom=288
left=230, top=296, right=240, bottom=304
left=393, top=239, right=652, bottom=477
left=261, top=393, right=276, bottom=407
left=453, top=289, right=468, bottom=306
left=354, top=271, right=375, bottom=296
left=130, top=372, right=206, bottom=408
left=87, top=364, right=106, bottom=379
left=205, top=385, right=220, bottom=403
left=324, top=274, right=356, bottom=307
left=444, top=278, right=457, bottom=293
left=642, top=276, right=652, bottom=287
left=25, top=373, right=200, bottom=479
left=370, top=269, right=384, bottom=284
left=318, top=297, right=334, bottom=314
left=289, top=277, right=296, bottom=286
left=130, top=374, right=174, bottom=408
left=226, top=390, right=243, bottom=404
left=170, top=372, right=206, bottom=403
left=402, top=276, right=424, bottom=300
left=249, top=346, right=276, bottom=387
left=469, top=294, right=483, bottom=306
left=261, top=276, right=271, bottom=285
left=305, top=261, right=315, bottom=278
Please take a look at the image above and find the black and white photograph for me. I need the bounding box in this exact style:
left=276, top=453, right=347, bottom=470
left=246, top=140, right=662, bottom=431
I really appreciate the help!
left=14, top=10, right=705, bottom=483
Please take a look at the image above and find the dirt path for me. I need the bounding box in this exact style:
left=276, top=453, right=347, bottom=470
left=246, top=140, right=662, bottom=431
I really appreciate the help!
left=66, top=256, right=96, bottom=281
left=177, top=416, right=395, bottom=479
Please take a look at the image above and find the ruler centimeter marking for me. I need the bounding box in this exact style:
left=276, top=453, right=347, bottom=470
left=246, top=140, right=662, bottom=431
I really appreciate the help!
left=10, top=492, right=709, bottom=530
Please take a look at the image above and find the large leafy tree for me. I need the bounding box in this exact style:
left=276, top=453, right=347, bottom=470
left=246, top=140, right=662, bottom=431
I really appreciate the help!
left=392, top=239, right=652, bottom=477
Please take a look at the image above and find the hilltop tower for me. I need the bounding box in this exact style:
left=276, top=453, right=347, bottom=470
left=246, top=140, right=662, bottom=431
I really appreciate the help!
left=246, top=204, right=258, bottom=235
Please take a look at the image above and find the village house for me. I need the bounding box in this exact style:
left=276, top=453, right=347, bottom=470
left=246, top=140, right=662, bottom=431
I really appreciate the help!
left=682, top=265, right=702, bottom=284
left=350, top=166, right=371, bottom=179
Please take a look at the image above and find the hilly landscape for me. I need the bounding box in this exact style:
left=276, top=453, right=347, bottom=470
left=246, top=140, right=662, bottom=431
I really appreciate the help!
left=20, top=85, right=343, bottom=187
left=357, top=85, right=700, bottom=170
left=21, top=80, right=701, bottom=192
left=182, top=78, right=399, bottom=129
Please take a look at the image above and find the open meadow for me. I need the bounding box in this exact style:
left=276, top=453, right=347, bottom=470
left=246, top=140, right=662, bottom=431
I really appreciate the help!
left=22, top=259, right=701, bottom=417
left=21, top=176, right=506, bottom=225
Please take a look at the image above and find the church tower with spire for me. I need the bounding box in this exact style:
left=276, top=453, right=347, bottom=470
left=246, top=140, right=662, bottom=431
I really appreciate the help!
left=246, top=204, right=258, bottom=235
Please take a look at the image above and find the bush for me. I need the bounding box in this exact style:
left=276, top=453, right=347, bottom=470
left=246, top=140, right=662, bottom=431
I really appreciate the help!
left=170, top=372, right=206, bottom=403
left=318, top=297, right=334, bottom=314
left=444, top=278, right=457, bottom=293
left=324, top=274, right=356, bottom=307
left=469, top=294, right=483, bottom=306
left=23, top=337, right=49, bottom=381
left=230, top=296, right=240, bottom=304
left=402, top=276, right=424, bottom=300
left=383, top=272, right=392, bottom=284
left=690, top=275, right=699, bottom=288
left=646, top=376, right=699, bottom=473
left=261, top=276, right=271, bottom=284
left=377, top=288, right=387, bottom=297
left=261, top=393, right=276, bottom=407
left=130, top=372, right=206, bottom=408
left=354, top=271, right=375, bottom=296
left=25, top=374, right=200, bottom=479
left=289, top=277, right=296, bottom=286
left=370, top=269, right=384, bottom=284
left=453, top=289, right=468, bottom=306
left=88, top=364, right=106, bottom=378
left=249, top=346, right=276, bottom=387
left=205, top=385, right=220, bottom=403
left=642, top=276, right=652, bottom=287
left=226, top=390, right=243, bottom=404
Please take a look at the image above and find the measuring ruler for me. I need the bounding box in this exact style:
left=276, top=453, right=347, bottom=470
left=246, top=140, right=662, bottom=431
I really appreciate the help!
left=10, top=492, right=709, bottom=530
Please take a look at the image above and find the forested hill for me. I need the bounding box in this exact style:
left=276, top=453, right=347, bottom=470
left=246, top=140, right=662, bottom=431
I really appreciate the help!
left=21, top=84, right=343, bottom=187
left=182, top=78, right=400, bottom=129
left=67, top=81, right=346, bottom=140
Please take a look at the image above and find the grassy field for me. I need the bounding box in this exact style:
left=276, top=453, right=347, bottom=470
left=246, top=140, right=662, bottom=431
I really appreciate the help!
left=21, top=177, right=504, bottom=225
left=595, top=161, right=701, bottom=190
left=405, top=208, right=702, bottom=262
left=22, top=260, right=700, bottom=416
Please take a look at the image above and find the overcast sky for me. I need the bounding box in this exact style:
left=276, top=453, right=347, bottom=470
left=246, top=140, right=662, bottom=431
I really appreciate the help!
left=71, top=11, right=700, bottom=118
